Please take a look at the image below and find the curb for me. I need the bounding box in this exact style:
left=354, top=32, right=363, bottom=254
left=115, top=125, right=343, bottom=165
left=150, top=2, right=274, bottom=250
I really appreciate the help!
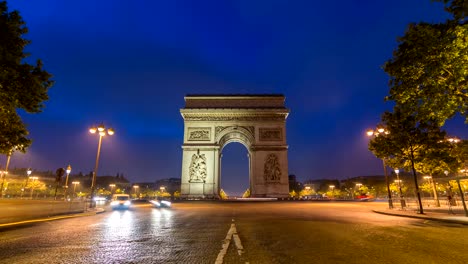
left=0, top=208, right=106, bottom=229
left=372, top=210, right=468, bottom=225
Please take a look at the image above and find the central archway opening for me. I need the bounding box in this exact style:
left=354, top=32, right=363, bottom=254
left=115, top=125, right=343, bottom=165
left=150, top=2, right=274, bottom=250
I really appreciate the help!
left=220, top=142, right=250, bottom=198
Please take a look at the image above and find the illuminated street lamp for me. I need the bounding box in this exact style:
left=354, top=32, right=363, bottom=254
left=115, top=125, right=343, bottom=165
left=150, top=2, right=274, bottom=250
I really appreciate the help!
left=72, top=181, right=80, bottom=197
left=133, top=185, right=139, bottom=198
left=109, top=184, right=116, bottom=194
left=366, top=127, right=393, bottom=209
left=394, top=169, right=406, bottom=209
left=21, top=168, right=33, bottom=198
left=329, top=185, right=335, bottom=198
left=30, top=176, right=38, bottom=199
left=458, top=169, right=468, bottom=176
left=64, top=164, right=72, bottom=199
left=89, top=124, right=114, bottom=207
left=159, top=186, right=166, bottom=198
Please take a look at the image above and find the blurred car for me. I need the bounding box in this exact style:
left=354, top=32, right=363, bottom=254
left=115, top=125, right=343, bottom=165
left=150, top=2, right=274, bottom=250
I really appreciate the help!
left=110, top=194, right=131, bottom=209
left=150, top=199, right=172, bottom=208
left=356, top=194, right=373, bottom=201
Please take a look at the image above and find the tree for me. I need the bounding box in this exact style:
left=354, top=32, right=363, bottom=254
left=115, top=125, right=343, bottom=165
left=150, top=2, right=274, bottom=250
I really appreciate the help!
left=434, top=0, right=468, bottom=21
left=384, top=1, right=468, bottom=126
left=0, top=1, right=54, bottom=155
left=369, top=107, right=447, bottom=213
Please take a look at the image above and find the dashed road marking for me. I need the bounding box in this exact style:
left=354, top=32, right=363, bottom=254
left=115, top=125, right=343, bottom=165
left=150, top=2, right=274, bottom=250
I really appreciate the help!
left=215, top=219, right=246, bottom=264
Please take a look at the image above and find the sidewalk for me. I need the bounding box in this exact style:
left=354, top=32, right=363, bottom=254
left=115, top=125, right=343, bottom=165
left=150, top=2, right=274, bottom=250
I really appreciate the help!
left=373, top=206, right=468, bottom=225
left=0, top=199, right=105, bottom=229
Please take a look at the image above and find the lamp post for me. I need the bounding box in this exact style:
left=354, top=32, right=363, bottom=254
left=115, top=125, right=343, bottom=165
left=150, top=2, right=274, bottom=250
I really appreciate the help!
left=64, top=164, right=72, bottom=199
left=109, top=184, right=116, bottom=194
left=89, top=124, right=114, bottom=207
left=366, top=128, right=393, bottom=209
left=72, top=181, right=80, bottom=198
left=355, top=183, right=362, bottom=199
left=329, top=185, right=335, bottom=199
left=30, top=176, right=38, bottom=199
left=394, top=169, right=406, bottom=208
left=133, top=185, right=139, bottom=198
left=21, top=168, right=32, bottom=198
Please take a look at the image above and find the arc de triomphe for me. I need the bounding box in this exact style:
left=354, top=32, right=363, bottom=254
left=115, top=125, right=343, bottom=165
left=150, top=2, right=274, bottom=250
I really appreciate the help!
left=180, top=94, right=290, bottom=198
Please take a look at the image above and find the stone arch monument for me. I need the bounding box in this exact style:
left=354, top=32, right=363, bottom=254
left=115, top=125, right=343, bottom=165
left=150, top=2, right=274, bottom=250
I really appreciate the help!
left=180, top=94, right=290, bottom=198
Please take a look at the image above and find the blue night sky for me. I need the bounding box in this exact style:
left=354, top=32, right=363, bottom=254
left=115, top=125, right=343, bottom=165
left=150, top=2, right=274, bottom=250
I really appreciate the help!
left=5, top=0, right=468, bottom=196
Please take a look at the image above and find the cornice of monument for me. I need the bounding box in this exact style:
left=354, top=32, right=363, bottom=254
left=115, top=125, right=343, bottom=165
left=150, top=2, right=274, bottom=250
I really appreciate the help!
left=180, top=110, right=289, bottom=121
left=183, top=94, right=288, bottom=109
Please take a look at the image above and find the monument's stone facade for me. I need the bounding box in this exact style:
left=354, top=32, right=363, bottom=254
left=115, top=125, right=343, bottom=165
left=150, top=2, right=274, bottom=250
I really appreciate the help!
left=180, top=94, right=290, bottom=198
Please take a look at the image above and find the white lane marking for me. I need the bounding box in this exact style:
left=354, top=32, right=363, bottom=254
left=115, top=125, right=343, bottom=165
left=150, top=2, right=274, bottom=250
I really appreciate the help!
left=215, top=223, right=236, bottom=264
left=215, top=221, right=246, bottom=263
left=233, top=233, right=244, bottom=256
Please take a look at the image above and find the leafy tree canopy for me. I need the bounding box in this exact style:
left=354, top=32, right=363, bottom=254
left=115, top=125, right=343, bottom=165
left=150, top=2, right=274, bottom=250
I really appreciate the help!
left=385, top=1, right=468, bottom=125
left=434, top=0, right=468, bottom=21
left=369, top=108, right=447, bottom=169
left=0, top=1, right=53, bottom=155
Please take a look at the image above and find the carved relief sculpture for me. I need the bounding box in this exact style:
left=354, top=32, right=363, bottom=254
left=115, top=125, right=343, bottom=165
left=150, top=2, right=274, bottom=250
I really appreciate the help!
left=264, top=154, right=281, bottom=182
left=188, top=127, right=211, bottom=141
left=189, top=152, right=207, bottom=182
left=259, top=128, right=282, bottom=141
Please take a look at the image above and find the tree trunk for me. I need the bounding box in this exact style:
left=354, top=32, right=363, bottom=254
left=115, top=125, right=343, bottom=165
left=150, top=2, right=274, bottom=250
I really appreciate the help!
left=410, top=149, right=424, bottom=214
left=430, top=174, right=440, bottom=207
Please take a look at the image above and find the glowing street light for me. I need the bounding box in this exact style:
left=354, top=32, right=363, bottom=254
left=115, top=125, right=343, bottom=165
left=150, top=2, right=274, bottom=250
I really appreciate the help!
left=64, top=164, right=72, bottom=199
left=89, top=124, right=114, bottom=207
left=21, top=168, right=33, bottom=198
left=72, top=181, right=80, bottom=197
left=30, top=176, right=38, bottom=199
left=109, top=184, right=116, bottom=194
left=394, top=169, right=406, bottom=209
left=329, top=185, right=335, bottom=198
left=133, top=185, right=139, bottom=198
left=366, top=127, right=393, bottom=209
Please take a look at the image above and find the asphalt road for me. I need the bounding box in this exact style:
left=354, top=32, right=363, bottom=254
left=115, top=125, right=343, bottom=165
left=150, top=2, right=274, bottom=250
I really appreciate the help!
left=0, top=201, right=467, bottom=264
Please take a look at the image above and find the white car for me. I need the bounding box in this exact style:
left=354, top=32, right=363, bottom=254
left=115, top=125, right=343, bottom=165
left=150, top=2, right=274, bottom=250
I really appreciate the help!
left=110, top=194, right=131, bottom=209
left=150, top=199, right=172, bottom=208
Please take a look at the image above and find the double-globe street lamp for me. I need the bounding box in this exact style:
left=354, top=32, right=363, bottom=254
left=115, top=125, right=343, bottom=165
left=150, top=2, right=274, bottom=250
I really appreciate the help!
left=394, top=169, right=406, bottom=208
left=366, top=127, right=393, bottom=209
left=89, top=124, right=114, bottom=207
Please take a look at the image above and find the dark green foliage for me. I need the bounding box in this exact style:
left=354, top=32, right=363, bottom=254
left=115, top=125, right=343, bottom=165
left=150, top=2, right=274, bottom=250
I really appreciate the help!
left=433, top=0, right=468, bottom=21
left=0, top=1, right=53, bottom=154
left=369, top=108, right=447, bottom=169
left=384, top=21, right=468, bottom=125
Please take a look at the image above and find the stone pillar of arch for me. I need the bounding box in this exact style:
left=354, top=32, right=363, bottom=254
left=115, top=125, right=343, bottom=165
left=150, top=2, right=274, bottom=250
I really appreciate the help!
left=180, top=94, right=290, bottom=199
